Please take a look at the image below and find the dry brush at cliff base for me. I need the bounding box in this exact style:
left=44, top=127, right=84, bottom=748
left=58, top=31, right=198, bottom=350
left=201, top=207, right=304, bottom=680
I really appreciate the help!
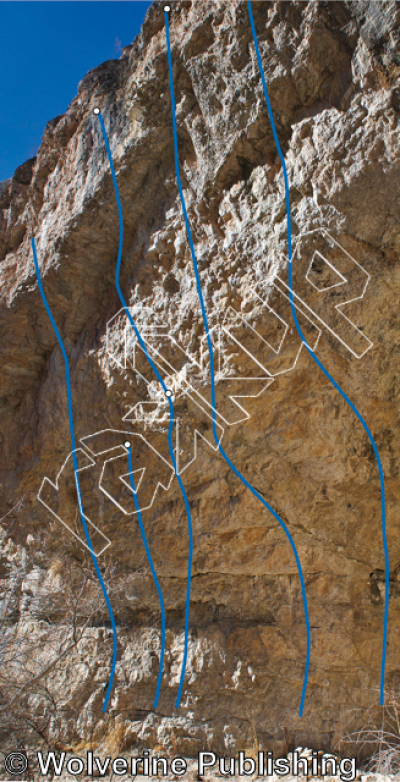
left=1, top=0, right=400, bottom=760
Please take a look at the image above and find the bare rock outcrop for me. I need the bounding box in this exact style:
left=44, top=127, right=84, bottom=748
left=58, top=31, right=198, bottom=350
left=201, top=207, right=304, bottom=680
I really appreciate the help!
left=1, top=0, right=400, bottom=762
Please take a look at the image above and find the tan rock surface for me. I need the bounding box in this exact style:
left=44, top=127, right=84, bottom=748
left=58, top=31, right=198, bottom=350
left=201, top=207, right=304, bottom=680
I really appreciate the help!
left=1, top=0, right=400, bottom=762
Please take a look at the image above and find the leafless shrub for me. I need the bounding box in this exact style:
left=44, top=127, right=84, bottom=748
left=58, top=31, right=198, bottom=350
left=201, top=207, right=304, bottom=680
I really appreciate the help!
left=0, top=501, right=162, bottom=771
left=337, top=688, right=400, bottom=777
left=0, top=535, right=119, bottom=761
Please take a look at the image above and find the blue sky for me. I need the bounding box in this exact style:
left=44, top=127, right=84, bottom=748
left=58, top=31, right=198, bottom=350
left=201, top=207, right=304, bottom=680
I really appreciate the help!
left=0, top=1, right=152, bottom=181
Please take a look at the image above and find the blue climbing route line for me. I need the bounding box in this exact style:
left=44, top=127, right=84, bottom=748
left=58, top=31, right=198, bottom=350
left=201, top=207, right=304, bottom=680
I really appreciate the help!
left=31, top=237, right=118, bottom=713
left=96, top=111, right=193, bottom=709
left=164, top=9, right=311, bottom=717
left=126, top=444, right=166, bottom=708
left=247, top=0, right=389, bottom=705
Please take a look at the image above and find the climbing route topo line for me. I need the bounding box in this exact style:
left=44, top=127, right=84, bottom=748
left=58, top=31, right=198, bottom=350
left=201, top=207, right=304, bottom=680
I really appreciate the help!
left=247, top=0, right=388, bottom=705
left=31, top=237, right=118, bottom=713
left=30, top=0, right=388, bottom=718
left=125, top=440, right=166, bottom=708
left=164, top=6, right=311, bottom=718
left=95, top=108, right=193, bottom=709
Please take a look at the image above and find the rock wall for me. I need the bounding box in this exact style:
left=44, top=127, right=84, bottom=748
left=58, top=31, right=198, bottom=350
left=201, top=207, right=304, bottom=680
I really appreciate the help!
left=1, top=0, right=400, bottom=760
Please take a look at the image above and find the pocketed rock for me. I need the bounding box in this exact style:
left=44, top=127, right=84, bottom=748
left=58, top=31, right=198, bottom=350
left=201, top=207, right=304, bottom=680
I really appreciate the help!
left=1, top=0, right=400, bottom=761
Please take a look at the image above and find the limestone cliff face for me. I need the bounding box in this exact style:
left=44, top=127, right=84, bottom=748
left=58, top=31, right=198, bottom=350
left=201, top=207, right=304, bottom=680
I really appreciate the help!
left=1, top=0, right=400, bottom=760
